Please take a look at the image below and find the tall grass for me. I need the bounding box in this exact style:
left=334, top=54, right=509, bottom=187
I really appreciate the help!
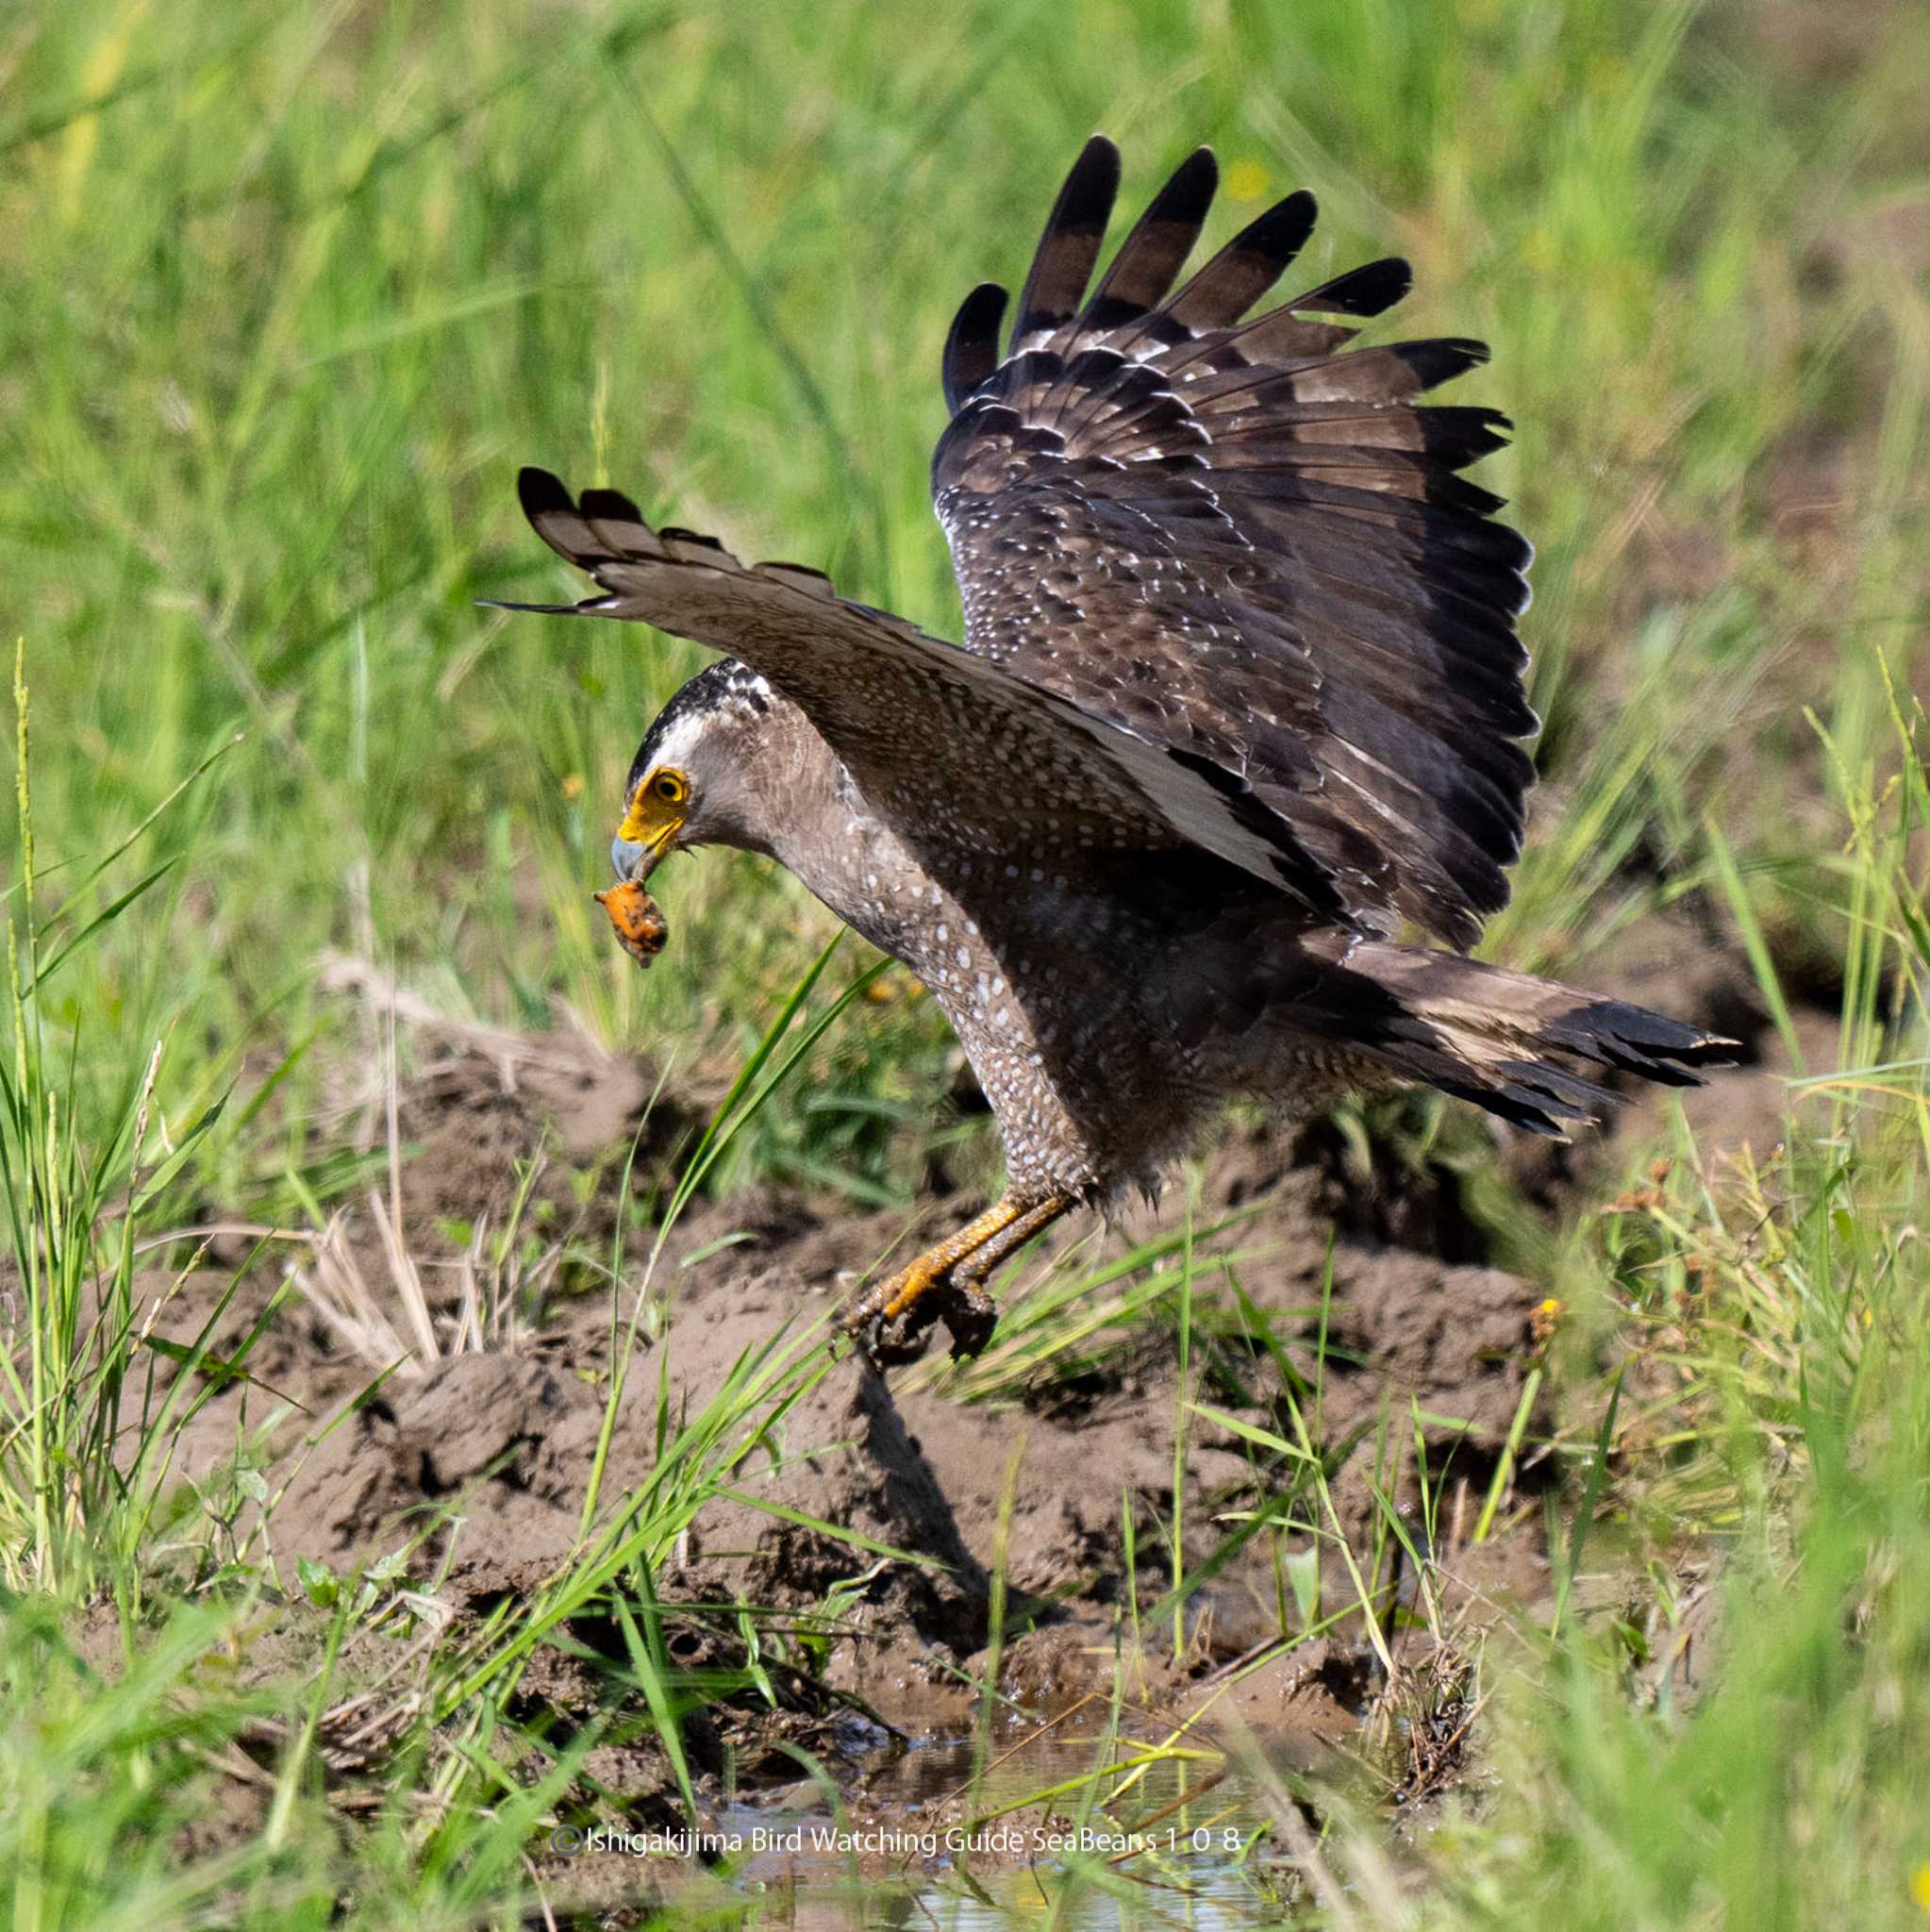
left=0, top=645, right=244, bottom=1596
left=1300, top=693, right=1930, bottom=1932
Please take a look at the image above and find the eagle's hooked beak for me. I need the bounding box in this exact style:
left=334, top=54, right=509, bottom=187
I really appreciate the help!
left=610, top=778, right=685, bottom=883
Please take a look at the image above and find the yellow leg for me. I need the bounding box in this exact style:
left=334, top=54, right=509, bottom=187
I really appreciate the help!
left=950, top=1196, right=1074, bottom=1293
left=842, top=1192, right=1073, bottom=1350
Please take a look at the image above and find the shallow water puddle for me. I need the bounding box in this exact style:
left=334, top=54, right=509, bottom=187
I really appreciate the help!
left=607, top=1719, right=1331, bottom=1927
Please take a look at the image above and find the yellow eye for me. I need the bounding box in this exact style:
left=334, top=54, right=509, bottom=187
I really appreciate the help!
left=652, top=769, right=688, bottom=806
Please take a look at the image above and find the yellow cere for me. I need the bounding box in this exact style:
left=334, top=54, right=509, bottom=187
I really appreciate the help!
left=618, top=767, right=690, bottom=846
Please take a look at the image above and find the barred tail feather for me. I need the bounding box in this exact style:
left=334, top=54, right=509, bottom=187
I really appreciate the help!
left=1329, top=941, right=1737, bottom=1138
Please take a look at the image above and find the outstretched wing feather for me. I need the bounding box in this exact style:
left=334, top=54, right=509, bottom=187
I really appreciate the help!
left=932, top=146, right=1536, bottom=949
left=499, top=469, right=1347, bottom=915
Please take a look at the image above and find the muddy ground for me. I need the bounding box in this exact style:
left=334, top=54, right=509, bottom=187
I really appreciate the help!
left=125, top=911, right=1803, bottom=1745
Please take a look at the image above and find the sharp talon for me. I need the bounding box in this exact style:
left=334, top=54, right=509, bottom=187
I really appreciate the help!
left=840, top=1285, right=898, bottom=1342
left=943, top=1286, right=998, bottom=1360
left=840, top=1278, right=919, bottom=1366
left=861, top=1305, right=938, bottom=1370
left=835, top=1195, right=1066, bottom=1367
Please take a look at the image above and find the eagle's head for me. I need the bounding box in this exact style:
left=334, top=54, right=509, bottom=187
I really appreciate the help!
left=608, top=658, right=788, bottom=882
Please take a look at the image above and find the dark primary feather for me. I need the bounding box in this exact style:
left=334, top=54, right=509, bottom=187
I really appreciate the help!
left=1078, top=146, right=1217, bottom=330
left=933, top=145, right=1536, bottom=951
left=1010, top=134, right=1121, bottom=346
left=1164, top=190, right=1318, bottom=331
left=1288, top=257, right=1414, bottom=317
left=943, top=283, right=1009, bottom=414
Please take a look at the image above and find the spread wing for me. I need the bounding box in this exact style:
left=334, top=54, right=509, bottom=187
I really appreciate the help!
left=934, top=137, right=1536, bottom=950
left=493, top=469, right=1353, bottom=917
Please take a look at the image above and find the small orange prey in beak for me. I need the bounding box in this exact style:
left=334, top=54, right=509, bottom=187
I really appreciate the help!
left=594, top=879, right=669, bottom=969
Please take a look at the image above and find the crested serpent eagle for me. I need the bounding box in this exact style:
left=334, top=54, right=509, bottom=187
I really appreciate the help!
left=494, top=137, right=1729, bottom=1356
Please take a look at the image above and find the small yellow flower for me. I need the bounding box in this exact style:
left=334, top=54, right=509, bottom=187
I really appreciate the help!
left=561, top=773, right=585, bottom=801
left=1907, top=1862, right=1930, bottom=1914
left=1224, top=159, right=1271, bottom=204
